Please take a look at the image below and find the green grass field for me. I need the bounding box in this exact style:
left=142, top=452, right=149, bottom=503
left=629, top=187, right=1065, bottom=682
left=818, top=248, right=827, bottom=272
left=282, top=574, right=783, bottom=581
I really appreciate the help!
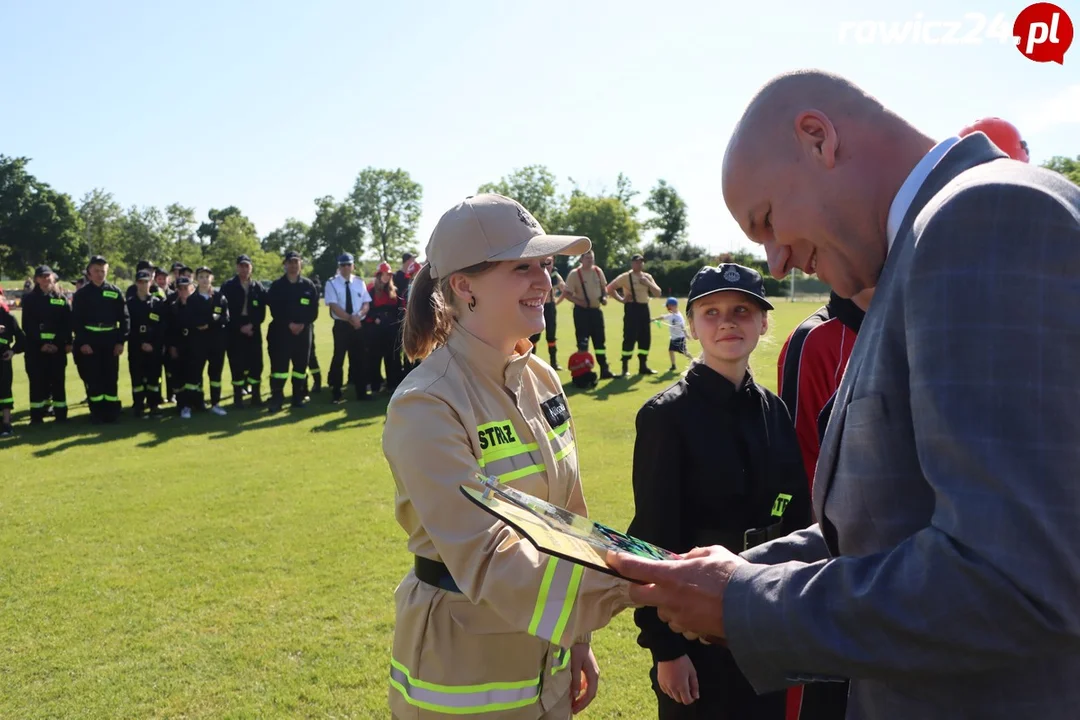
left=0, top=298, right=822, bottom=719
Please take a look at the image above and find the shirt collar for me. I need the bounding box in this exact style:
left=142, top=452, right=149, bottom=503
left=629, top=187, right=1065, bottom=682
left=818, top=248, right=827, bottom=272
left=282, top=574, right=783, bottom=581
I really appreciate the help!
left=684, top=360, right=759, bottom=404
left=886, top=136, right=960, bottom=254
left=446, top=320, right=534, bottom=390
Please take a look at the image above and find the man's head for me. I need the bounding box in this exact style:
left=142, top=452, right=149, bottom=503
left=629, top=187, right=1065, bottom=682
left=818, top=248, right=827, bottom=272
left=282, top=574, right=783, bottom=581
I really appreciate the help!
left=338, top=253, right=354, bottom=277
left=401, top=251, right=415, bottom=270
left=236, top=255, right=253, bottom=281
left=721, top=69, right=936, bottom=298
left=580, top=250, right=595, bottom=269
left=283, top=250, right=302, bottom=279
left=34, top=266, right=55, bottom=292
left=136, top=269, right=152, bottom=295
left=155, top=268, right=169, bottom=290
left=88, top=256, right=108, bottom=285
left=631, top=253, right=644, bottom=272
left=196, top=266, right=213, bottom=291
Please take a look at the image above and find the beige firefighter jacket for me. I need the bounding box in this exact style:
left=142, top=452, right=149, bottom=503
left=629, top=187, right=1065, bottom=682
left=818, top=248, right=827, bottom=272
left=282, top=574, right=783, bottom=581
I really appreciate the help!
left=382, top=321, right=634, bottom=718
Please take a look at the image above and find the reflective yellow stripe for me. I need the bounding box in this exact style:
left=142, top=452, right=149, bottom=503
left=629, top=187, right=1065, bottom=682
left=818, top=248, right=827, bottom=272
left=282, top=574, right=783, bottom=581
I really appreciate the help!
left=271, top=373, right=289, bottom=380
left=0, top=338, right=7, bottom=345
left=390, top=659, right=539, bottom=714
left=0, top=398, right=14, bottom=405
left=29, top=401, right=48, bottom=409
left=291, top=371, right=305, bottom=379
left=551, top=647, right=570, bottom=675
left=132, top=386, right=145, bottom=392
left=40, top=333, right=56, bottom=340
left=86, top=325, right=115, bottom=332
left=475, top=419, right=574, bottom=483
left=527, top=557, right=583, bottom=645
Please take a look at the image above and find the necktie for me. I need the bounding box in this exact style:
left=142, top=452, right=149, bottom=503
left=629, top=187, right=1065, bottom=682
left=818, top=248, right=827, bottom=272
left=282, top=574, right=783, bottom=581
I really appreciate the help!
left=345, top=278, right=353, bottom=316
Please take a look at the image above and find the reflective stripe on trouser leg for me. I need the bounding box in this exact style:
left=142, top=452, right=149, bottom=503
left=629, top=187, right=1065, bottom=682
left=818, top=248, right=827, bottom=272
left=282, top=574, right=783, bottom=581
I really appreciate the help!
left=528, top=557, right=584, bottom=645
left=390, top=659, right=540, bottom=714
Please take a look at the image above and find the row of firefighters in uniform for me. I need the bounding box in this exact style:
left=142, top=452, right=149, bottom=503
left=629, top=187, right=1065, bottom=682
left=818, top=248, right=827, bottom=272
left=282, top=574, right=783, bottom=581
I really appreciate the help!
left=0, top=256, right=408, bottom=426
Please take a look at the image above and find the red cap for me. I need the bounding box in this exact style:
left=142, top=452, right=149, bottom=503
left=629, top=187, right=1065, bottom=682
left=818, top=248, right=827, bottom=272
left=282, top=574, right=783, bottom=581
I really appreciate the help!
left=376, top=261, right=392, bottom=275
left=958, top=117, right=1029, bottom=162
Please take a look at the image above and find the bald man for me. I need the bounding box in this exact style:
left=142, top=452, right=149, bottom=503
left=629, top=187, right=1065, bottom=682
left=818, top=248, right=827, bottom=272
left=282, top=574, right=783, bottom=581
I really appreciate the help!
left=609, top=69, right=1080, bottom=719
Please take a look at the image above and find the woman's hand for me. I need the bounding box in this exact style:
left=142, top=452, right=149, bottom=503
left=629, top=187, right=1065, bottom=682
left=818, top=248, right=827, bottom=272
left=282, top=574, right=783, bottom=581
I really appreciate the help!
left=657, top=655, right=698, bottom=705
left=569, top=642, right=600, bottom=713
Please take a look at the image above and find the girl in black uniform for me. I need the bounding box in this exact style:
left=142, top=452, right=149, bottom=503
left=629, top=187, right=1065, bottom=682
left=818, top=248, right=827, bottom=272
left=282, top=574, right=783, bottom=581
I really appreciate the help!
left=167, top=276, right=215, bottom=419
left=626, top=263, right=811, bottom=720
left=194, top=267, right=230, bottom=416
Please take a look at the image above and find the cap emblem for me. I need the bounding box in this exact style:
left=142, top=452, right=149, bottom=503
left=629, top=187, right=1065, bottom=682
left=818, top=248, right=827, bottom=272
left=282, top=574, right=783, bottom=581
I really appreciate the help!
left=517, top=206, right=539, bottom=228
left=723, top=267, right=741, bottom=282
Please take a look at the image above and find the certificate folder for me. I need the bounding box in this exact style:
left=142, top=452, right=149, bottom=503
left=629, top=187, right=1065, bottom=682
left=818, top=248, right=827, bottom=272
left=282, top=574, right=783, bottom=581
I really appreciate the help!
left=460, top=473, right=679, bottom=583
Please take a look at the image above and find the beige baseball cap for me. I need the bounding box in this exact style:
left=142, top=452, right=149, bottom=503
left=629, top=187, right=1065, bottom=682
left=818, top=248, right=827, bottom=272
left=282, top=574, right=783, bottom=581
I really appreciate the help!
left=426, top=193, right=591, bottom=279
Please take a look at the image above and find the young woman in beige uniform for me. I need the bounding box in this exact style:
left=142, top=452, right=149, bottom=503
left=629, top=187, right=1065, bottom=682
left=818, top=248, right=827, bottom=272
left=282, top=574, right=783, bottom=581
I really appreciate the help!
left=382, top=193, right=635, bottom=719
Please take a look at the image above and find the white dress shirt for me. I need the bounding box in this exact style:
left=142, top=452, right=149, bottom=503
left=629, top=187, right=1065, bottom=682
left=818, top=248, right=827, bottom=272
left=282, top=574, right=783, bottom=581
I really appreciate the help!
left=323, top=272, right=372, bottom=322
left=885, top=136, right=961, bottom=255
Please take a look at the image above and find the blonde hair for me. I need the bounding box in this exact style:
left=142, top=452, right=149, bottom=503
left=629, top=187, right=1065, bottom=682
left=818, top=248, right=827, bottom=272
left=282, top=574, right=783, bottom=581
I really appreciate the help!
left=401, top=261, right=498, bottom=362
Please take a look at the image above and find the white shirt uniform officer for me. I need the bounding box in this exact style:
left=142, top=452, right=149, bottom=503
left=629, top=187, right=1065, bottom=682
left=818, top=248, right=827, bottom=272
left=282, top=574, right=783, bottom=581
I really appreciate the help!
left=322, top=252, right=372, bottom=402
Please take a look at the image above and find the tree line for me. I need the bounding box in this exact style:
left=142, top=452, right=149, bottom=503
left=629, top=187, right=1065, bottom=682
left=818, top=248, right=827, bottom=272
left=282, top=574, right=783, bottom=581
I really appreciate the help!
left=3, top=153, right=1078, bottom=296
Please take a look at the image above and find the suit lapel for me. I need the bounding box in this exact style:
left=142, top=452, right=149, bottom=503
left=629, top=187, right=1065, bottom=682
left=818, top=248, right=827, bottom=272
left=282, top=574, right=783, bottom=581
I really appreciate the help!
left=812, top=133, right=1007, bottom=548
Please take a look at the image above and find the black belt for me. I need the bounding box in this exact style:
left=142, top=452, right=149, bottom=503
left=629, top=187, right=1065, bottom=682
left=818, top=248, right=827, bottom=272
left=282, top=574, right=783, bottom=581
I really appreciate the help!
left=414, top=556, right=461, bottom=593
left=743, top=520, right=786, bottom=551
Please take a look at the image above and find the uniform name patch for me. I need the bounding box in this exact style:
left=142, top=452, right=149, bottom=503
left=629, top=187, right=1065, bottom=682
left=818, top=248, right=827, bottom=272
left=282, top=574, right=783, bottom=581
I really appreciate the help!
left=300, top=298, right=310, bottom=305
left=149, top=313, right=159, bottom=321
left=476, top=422, right=518, bottom=450
left=540, top=393, right=570, bottom=428
left=49, top=298, right=66, bottom=306
left=102, top=290, right=119, bottom=299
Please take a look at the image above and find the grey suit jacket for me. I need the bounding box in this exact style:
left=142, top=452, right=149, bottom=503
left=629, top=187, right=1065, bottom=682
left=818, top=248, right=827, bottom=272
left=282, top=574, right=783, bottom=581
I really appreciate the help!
left=723, top=133, right=1080, bottom=719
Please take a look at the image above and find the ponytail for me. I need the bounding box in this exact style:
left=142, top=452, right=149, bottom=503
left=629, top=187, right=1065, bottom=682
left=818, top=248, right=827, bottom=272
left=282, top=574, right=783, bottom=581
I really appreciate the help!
left=402, top=263, right=449, bottom=362
left=402, top=260, right=499, bottom=362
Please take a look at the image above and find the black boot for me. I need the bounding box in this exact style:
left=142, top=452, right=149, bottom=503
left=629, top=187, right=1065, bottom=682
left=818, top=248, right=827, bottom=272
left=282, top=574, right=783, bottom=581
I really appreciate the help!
left=291, top=380, right=308, bottom=408
left=132, top=391, right=145, bottom=419
left=310, top=373, right=322, bottom=395
left=54, top=405, right=69, bottom=423
left=29, top=407, right=44, bottom=426
left=598, top=359, right=615, bottom=380
left=250, top=385, right=262, bottom=407
left=639, top=355, right=656, bottom=375
left=233, top=390, right=245, bottom=409
left=620, top=357, right=631, bottom=378
left=549, top=346, right=561, bottom=370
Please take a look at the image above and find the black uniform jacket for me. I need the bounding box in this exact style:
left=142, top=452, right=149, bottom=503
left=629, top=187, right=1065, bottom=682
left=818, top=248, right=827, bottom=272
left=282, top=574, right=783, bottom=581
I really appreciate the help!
left=21, top=287, right=73, bottom=351
left=72, top=281, right=130, bottom=348
left=0, top=307, right=26, bottom=355
left=166, top=293, right=216, bottom=351
left=266, top=275, right=319, bottom=331
left=220, top=276, right=267, bottom=330
left=626, top=360, right=811, bottom=664
left=126, top=293, right=168, bottom=349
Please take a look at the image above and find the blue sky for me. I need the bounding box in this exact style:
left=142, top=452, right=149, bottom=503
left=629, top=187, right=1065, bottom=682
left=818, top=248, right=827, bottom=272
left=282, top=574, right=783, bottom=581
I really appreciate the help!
left=3, top=0, right=1077, bottom=261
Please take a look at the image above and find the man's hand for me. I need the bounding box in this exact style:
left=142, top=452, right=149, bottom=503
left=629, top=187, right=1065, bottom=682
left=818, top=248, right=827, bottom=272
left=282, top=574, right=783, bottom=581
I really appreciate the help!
left=80, top=344, right=93, bottom=356
left=240, top=324, right=254, bottom=337
left=288, top=322, right=304, bottom=335
left=1, top=350, right=12, bottom=362
left=349, top=315, right=364, bottom=330
left=113, top=343, right=124, bottom=357
left=569, top=642, right=599, bottom=714
left=41, top=343, right=57, bottom=354
left=169, top=347, right=178, bottom=359
left=606, top=546, right=747, bottom=642
left=141, top=343, right=153, bottom=353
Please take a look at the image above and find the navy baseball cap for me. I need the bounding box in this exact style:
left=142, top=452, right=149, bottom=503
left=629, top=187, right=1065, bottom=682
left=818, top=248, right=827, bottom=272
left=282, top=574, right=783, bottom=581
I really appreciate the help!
left=176, top=276, right=192, bottom=286
left=172, top=261, right=185, bottom=270
left=136, top=260, right=153, bottom=272
left=236, top=254, right=252, bottom=265
left=89, top=255, right=108, bottom=266
left=338, top=252, right=354, bottom=265
left=631, top=253, right=644, bottom=261
left=136, top=270, right=152, bottom=281
left=283, top=250, right=301, bottom=261
left=687, top=263, right=774, bottom=310
left=195, top=266, right=212, bottom=276
left=34, top=265, right=53, bottom=277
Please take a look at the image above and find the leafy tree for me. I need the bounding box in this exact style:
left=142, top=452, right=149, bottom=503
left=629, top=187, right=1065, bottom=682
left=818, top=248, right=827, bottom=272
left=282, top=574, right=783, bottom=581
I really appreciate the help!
left=0, top=156, right=84, bottom=279
left=350, top=168, right=422, bottom=262
left=78, top=189, right=126, bottom=270
left=196, top=206, right=250, bottom=246
left=1042, top=155, right=1080, bottom=186
left=164, top=203, right=202, bottom=268
left=202, top=215, right=278, bottom=280
left=643, top=179, right=688, bottom=246
left=120, top=206, right=172, bottom=270
left=262, top=218, right=311, bottom=257
left=478, top=165, right=564, bottom=232
left=306, top=196, right=364, bottom=280
left=558, top=193, right=640, bottom=270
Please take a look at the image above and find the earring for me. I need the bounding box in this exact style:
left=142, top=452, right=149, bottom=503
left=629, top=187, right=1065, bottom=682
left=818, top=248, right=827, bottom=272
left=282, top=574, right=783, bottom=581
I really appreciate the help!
left=468, top=295, right=476, bottom=312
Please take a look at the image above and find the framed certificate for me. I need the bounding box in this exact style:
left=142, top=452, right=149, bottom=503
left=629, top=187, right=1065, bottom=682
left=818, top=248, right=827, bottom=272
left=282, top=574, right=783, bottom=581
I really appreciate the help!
left=460, top=473, right=679, bottom=583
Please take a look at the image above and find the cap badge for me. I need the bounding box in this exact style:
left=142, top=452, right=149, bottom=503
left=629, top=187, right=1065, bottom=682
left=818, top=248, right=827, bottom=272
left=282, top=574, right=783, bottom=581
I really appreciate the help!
left=517, top=206, right=539, bottom=228
left=723, top=268, right=740, bottom=282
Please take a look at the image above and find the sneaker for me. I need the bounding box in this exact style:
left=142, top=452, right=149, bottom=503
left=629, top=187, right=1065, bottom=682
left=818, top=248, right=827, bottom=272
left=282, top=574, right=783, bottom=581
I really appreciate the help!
left=210, top=405, right=227, bottom=416
left=180, top=407, right=192, bottom=420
